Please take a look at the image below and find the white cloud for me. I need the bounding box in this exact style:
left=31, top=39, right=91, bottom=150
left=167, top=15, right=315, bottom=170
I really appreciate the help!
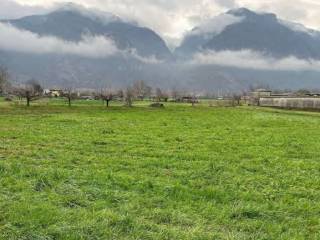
left=0, top=23, right=119, bottom=58
left=191, top=49, right=320, bottom=71
left=190, top=13, right=243, bottom=36
left=128, top=49, right=164, bottom=64
left=215, top=0, right=238, bottom=9
left=51, top=2, right=121, bottom=25
left=278, top=19, right=318, bottom=37
left=0, top=0, right=48, bottom=19
left=0, top=22, right=163, bottom=64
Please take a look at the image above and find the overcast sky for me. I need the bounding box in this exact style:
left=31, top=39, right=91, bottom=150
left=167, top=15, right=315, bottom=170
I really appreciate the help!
left=1, top=0, right=320, bottom=46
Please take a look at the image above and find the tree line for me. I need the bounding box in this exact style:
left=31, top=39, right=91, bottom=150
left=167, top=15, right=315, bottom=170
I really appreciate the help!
left=0, top=68, right=200, bottom=107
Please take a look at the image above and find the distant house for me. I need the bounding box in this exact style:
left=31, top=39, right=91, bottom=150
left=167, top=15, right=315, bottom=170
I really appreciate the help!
left=80, top=95, right=95, bottom=100
left=44, top=89, right=63, bottom=97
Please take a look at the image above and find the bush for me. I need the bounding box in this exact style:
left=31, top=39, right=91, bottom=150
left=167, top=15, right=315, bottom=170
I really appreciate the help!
left=4, top=96, right=13, bottom=102
left=150, top=103, right=165, bottom=108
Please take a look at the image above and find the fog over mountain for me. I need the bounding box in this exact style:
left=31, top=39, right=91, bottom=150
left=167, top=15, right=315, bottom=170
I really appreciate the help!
left=1, top=4, right=320, bottom=92
left=3, top=3, right=172, bottom=59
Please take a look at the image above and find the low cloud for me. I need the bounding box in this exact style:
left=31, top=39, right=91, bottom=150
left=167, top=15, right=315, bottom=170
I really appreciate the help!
left=0, top=23, right=119, bottom=58
left=190, top=49, right=320, bottom=71
left=128, top=49, right=164, bottom=64
left=0, top=22, right=163, bottom=64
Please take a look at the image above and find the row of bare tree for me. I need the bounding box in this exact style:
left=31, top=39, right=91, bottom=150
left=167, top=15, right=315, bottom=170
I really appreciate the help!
left=0, top=67, right=198, bottom=107
left=94, top=82, right=176, bottom=108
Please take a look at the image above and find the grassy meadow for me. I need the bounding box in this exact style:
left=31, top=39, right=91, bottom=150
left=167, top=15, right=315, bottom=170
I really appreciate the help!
left=1, top=98, right=320, bottom=239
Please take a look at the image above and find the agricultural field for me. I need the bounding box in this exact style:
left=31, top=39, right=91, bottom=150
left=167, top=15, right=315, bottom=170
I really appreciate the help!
left=1, top=98, right=320, bottom=239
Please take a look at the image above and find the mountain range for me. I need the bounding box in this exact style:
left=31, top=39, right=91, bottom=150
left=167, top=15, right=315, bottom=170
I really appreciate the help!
left=2, top=3, right=172, bottom=59
left=1, top=4, right=320, bottom=92
left=176, top=8, right=320, bottom=60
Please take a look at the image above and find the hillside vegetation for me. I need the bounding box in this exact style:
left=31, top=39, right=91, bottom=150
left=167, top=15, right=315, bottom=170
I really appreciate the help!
left=0, top=99, right=320, bottom=239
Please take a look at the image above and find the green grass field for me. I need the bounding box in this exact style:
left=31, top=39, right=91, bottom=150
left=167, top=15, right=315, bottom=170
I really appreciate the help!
left=1, top=99, right=320, bottom=239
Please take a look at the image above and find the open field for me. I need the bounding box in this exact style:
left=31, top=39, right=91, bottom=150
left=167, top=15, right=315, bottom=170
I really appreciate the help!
left=1, top=99, right=320, bottom=239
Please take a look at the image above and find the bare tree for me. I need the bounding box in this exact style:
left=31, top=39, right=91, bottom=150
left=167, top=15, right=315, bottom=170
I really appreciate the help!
left=0, top=66, right=9, bottom=95
left=117, top=89, right=124, bottom=101
left=162, top=92, right=169, bottom=102
left=13, top=80, right=43, bottom=106
left=155, top=88, right=163, bottom=102
left=100, top=88, right=113, bottom=107
left=63, top=88, right=77, bottom=107
left=191, top=95, right=197, bottom=107
left=232, top=94, right=242, bottom=106
left=171, top=88, right=181, bottom=102
left=124, top=87, right=134, bottom=107
left=132, top=80, right=152, bottom=100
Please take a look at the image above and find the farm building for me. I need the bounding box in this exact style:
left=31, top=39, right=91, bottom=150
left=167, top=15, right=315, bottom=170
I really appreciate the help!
left=249, top=89, right=320, bottom=110
left=259, top=97, right=320, bottom=109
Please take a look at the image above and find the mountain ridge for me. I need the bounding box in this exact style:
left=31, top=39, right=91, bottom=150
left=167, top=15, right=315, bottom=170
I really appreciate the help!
left=1, top=4, right=172, bottom=59
left=175, top=8, right=320, bottom=60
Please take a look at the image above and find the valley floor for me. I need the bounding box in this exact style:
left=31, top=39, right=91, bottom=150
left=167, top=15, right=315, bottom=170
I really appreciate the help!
left=0, top=100, right=320, bottom=239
